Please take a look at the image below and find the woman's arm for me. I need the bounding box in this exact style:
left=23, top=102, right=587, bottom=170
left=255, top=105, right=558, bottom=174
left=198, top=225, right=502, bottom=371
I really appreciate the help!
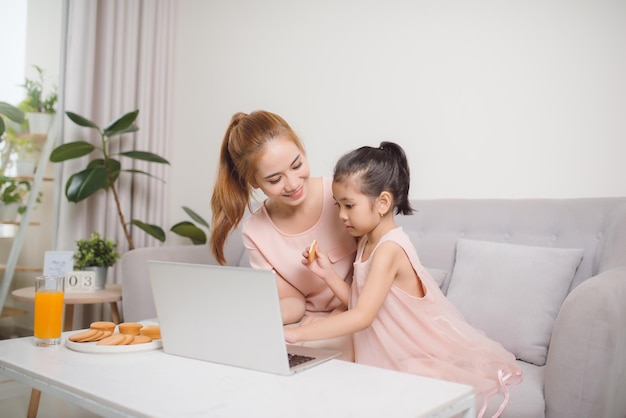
left=276, top=274, right=306, bottom=324
left=286, top=242, right=401, bottom=342
left=244, top=235, right=306, bottom=325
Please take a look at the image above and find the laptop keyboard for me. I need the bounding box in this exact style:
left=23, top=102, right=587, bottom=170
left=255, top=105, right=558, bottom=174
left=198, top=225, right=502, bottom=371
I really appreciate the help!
left=288, top=353, right=315, bottom=368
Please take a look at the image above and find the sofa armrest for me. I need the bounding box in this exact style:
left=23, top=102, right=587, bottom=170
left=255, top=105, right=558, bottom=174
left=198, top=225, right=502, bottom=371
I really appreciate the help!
left=544, top=267, right=626, bottom=418
left=120, top=245, right=213, bottom=322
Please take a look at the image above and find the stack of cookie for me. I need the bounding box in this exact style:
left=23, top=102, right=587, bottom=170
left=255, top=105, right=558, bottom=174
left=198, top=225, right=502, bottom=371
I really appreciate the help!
left=68, top=321, right=161, bottom=346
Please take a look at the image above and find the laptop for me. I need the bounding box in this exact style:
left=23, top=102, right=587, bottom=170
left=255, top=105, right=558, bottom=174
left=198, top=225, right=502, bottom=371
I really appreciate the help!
left=147, top=260, right=341, bottom=375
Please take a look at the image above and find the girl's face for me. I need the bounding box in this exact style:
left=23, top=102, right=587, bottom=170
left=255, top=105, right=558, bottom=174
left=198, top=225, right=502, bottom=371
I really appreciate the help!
left=253, top=136, right=310, bottom=206
left=332, top=178, right=379, bottom=237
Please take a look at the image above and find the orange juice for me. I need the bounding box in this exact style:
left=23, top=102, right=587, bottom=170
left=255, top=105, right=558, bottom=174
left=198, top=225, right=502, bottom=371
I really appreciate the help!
left=34, top=290, right=64, bottom=339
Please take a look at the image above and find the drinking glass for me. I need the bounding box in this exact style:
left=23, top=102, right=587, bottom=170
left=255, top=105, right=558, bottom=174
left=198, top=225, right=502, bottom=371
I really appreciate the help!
left=33, top=275, right=65, bottom=346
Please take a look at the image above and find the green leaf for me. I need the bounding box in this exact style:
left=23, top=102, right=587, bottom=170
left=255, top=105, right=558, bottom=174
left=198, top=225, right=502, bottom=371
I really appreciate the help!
left=50, top=141, right=95, bottom=162
left=131, top=220, right=166, bottom=242
left=66, top=111, right=100, bottom=129
left=0, top=102, right=25, bottom=123
left=122, top=169, right=166, bottom=182
left=87, top=158, right=121, bottom=187
left=170, top=221, right=207, bottom=245
left=65, top=166, right=109, bottom=202
left=103, top=110, right=139, bottom=137
left=111, top=124, right=139, bottom=136
left=182, top=206, right=210, bottom=229
left=0, top=118, right=4, bottom=137
left=119, top=150, right=170, bottom=164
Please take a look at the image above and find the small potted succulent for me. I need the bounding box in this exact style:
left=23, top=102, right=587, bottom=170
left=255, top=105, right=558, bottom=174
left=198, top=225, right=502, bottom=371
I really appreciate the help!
left=73, top=232, right=121, bottom=290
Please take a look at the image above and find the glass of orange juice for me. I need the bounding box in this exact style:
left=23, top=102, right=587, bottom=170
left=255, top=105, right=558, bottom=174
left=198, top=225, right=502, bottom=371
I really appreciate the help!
left=33, top=275, right=65, bottom=346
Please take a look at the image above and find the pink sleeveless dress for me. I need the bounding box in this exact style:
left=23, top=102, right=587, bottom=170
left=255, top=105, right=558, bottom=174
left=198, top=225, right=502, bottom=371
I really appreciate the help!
left=243, top=177, right=357, bottom=318
left=351, top=228, right=523, bottom=417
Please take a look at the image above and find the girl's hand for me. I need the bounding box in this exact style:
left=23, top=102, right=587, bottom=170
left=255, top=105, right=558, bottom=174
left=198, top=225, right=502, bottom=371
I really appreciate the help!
left=302, top=242, right=331, bottom=279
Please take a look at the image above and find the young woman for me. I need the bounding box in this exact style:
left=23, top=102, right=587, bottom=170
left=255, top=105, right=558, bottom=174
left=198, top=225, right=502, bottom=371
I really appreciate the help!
left=210, top=110, right=357, bottom=357
left=284, top=141, right=523, bottom=417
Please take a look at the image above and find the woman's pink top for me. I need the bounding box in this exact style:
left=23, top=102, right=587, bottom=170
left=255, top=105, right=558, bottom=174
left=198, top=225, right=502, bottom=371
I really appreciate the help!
left=243, top=177, right=357, bottom=318
left=351, top=227, right=523, bottom=417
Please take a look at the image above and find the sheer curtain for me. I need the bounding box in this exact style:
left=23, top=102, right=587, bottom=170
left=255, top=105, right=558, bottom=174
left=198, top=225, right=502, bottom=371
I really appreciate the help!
left=57, top=0, right=177, bottom=281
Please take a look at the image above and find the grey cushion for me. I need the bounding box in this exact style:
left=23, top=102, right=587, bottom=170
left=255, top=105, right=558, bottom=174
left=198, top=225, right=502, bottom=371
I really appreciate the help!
left=425, top=267, right=448, bottom=289
left=447, top=239, right=583, bottom=366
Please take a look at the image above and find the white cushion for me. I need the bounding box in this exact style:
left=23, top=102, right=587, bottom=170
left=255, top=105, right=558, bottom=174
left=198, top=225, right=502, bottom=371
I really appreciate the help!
left=447, top=239, right=584, bottom=366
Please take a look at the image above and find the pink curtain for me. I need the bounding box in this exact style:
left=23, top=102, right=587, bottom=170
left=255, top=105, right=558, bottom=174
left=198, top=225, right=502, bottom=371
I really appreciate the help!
left=56, top=0, right=177, bottom=326
left=57, top=0, right=177, bottom=271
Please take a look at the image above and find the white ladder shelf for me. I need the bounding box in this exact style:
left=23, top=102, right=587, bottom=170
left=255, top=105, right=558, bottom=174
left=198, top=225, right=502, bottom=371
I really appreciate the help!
left=0, top=118, right=58, bottom=317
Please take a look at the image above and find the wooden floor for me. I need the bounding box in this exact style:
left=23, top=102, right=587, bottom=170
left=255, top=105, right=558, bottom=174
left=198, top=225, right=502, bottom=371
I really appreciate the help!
left=1, top=306, right=29, bottom=319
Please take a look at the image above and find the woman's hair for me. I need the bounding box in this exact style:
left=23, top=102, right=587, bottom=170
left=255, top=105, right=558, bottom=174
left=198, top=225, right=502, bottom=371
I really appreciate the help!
left=333, top=141, right=415, bottom=215
left=210, top=110, right=305, bottom=264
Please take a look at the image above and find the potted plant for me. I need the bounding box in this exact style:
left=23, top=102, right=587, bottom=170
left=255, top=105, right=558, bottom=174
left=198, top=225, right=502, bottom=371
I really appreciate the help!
left=7, top=136, right=40, bottom=176
left=50, top=109, right=170, bottom=250
left=18, top=65, right=58, bottom=134
left=0, top=172, right=31, bottom=221
left=73, top=232, right=121, bottom=290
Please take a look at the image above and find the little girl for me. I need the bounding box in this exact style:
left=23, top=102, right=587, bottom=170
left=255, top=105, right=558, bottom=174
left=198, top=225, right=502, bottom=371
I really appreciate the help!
left=284, top=141, right=523, bottom=417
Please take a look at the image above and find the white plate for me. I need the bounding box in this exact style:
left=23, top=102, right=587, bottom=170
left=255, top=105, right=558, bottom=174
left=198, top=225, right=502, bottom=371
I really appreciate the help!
left=65, top=337, right=162, bottom=354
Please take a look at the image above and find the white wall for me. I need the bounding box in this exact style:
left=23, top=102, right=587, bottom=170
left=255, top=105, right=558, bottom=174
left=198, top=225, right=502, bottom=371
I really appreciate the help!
left=171, top=0, right=626, bottom=222
left=0, top=0, right=63, bottom=329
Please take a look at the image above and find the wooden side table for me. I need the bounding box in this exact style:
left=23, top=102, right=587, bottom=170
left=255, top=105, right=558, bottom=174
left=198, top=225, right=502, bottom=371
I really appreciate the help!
left=10, top=283, right=123, bottom=418
left=11, top=283, right=123, bottom=331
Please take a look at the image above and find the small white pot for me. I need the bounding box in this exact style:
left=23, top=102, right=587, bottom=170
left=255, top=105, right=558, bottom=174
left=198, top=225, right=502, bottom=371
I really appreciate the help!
left=28, top=112, right=55, bottom=135
left=15, top=158, right=37, bottom=176
left=0, top=203, right=20, bottom=222
left=84, top=266, right=109, bottom=290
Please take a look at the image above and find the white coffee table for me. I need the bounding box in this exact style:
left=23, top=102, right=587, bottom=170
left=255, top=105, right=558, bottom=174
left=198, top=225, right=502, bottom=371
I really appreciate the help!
left=0, top=332, right=476, bottom=418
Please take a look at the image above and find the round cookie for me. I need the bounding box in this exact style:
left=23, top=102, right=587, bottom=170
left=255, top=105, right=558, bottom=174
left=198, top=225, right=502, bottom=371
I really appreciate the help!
left=69, top=329, right=99, bottom=342
left=129, top=335, right=152, bottom=345
left=139, top=325, right=161, bottom=339
left=96, top=334, right=127, bottom=346
left=118, top=322, right=143, bottom=336
left=90, top=321, right=116, bottom=333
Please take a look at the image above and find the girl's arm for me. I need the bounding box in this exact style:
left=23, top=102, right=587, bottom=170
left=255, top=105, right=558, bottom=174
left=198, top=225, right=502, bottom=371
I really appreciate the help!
left=303, top=243, right=350, bottom=305
left=286, top=242, right=401, bottom=342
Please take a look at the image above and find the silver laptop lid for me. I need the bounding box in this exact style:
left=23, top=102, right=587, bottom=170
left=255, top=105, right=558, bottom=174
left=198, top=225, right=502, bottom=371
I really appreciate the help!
left=148, top=261, right=343, bottom=375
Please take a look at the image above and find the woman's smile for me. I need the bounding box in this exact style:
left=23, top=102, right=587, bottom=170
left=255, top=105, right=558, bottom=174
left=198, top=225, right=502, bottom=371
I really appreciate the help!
left=284, top=185, right=304, bottom=200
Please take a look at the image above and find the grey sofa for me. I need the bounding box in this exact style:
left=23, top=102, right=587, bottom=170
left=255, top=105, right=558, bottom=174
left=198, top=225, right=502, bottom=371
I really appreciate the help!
left=120, top=198, right=626, bottom=418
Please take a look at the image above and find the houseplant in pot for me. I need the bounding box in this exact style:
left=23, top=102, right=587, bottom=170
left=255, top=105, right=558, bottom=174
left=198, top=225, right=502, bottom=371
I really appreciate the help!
left=19, top=65, right=58, bottom=134
left=7, top=136, right=40, bottom=176
left=50, top=109, right=169, bottom=250
left=0, top=172, right=32, bottom=222
left=73, top=232, right=121, bottom=290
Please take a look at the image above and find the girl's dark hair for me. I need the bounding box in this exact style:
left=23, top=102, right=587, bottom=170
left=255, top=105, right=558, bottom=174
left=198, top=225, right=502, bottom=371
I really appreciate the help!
left=333, top=141, right=415, bottom=215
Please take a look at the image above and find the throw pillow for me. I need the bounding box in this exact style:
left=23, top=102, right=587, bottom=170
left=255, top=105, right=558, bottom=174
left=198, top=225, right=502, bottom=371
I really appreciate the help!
left=425, top=267, right=448, bottom=289
left=447, top=238, right=584, bottom=366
